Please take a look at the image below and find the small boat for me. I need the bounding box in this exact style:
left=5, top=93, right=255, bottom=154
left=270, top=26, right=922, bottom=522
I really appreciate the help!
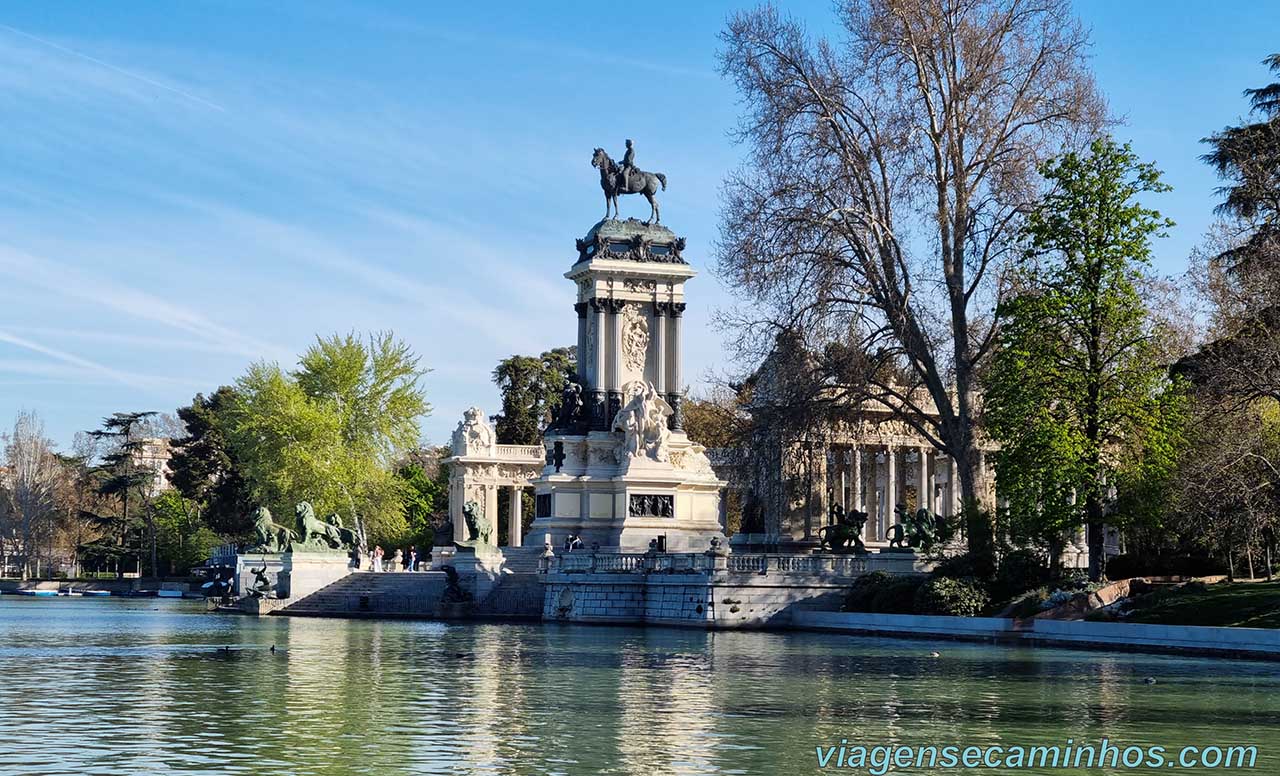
left=15, top=589, right=58, bottom=597
left=127, top=590, right=157, bottom=598
left=81, top=590, right=112, bottom=597
left=156, top=590, right=184, bottom=598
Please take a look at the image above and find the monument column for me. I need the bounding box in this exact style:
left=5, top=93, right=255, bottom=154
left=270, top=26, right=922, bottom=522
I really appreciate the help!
left=668, top=302, right=685, bottom=430
left=574, top=302, right=588, bottom=382
left=590, top=298, right=608, bottom=429
left=653, top=301, right=668, bottom=392
left=508, top=486, right=523, bottom=548
left=608, top=298, right=625, bottom=423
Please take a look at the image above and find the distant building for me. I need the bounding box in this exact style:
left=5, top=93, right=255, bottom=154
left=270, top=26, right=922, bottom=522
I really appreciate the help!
left=132, top=437, right=174, bottom=495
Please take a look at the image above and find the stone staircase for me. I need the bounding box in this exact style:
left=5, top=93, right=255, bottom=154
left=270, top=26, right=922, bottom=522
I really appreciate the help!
left=499, top=546, right=545, bottom=574
left=279, top=571, right=447, bottom=617
left=276, top=555, right=547, bottom=619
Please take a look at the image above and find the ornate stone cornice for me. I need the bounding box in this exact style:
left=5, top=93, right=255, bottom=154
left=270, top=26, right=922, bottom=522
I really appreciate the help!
left=575, top=225, right=688, bottom=265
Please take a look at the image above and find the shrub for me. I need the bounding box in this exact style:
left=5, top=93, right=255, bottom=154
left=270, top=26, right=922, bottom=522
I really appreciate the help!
left=871, top=577, right=926, bottom=614
left=1005, top=587, right=1051, bottom=619
left=933, top=552, right=987, bottom=581
left=914, top=576, right=991, bottom=617
left=843, top=570, right=895, bottom=612
left=993, top=548, right=1050, bottom=602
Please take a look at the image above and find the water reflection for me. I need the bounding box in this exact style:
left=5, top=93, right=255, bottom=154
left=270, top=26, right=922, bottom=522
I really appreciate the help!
left=0, top=598, right=1277, bottom=775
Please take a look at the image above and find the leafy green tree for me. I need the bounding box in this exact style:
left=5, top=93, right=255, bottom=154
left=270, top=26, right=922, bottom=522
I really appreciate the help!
left=85, top=411, right=159, bottom=577
left=491, top=347, right=575, bottom=444
left=224, top=332, right=429, bottom=547
left=985, top=137, right=1179, bottom=580
left=396, top=458, right=447, bottom=548
left=153, top=489, right=221, bottom=576
left=169, top=387, right=254, bottom=538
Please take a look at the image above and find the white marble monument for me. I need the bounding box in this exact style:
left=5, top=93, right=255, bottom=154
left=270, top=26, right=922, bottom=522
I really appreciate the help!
left=527, top=218, right=727, bottom=552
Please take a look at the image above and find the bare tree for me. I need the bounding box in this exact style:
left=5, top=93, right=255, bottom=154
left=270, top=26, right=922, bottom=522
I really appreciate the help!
left=716, top=0, right=1103, bottom=568
left=0, top=411, right=61, bottom=580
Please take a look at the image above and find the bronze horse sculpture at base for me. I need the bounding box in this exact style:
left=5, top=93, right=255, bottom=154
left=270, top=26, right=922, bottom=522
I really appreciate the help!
left=592, top=148, right=667, bottom=224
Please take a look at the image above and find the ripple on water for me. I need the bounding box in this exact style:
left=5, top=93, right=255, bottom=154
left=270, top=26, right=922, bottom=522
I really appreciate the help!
left=0, top=599, right=1277, bottom=775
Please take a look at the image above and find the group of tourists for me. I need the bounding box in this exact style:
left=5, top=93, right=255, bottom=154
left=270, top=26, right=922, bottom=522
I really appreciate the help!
left=366, top=544, right=422, bottom=572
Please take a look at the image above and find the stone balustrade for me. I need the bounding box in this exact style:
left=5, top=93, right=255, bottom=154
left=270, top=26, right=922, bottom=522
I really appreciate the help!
left=494, top=444, right=545, bottom=461
left=551, top=551, right=909, bottom=577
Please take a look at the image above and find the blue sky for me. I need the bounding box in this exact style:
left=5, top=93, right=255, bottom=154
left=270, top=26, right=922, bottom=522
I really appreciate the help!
left=0, top=1, right=1276, bottom=450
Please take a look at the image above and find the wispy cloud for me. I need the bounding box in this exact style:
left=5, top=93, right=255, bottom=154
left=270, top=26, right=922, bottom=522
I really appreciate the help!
left=0, top=330, right=173, bottom=391
left=0, top=244, right=286, bottom=361
left=0, top=22, right=225, bottom=111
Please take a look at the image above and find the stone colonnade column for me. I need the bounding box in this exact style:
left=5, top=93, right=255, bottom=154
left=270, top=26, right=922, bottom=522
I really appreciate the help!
left=608, top=298, right=625, bottom=423
left=918, top=446, right=929, bottom=512
left=885, top=445, right=896, bottom=535
left=591, top=299, right=607, bottom=429
left=508, top=485, right=523, bottom=548
left=574, top=302, right=587, bottom=382
left=853, top=446, right=863, bottom=513
left=668, top=303, right=685, bottom=430
left=653, top=301, right=667, bottom=391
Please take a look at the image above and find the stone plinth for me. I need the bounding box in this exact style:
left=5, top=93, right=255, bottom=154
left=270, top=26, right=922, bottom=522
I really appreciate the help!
left=449, top=545, right=506, bottom=602
left=234, top=552, right=285, bottom=598
left=278, top=551, right=354, bottom=600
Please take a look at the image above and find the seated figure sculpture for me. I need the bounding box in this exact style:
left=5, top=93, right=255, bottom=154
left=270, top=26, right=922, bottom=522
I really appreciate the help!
left=612, top=381, right=672, bottom=462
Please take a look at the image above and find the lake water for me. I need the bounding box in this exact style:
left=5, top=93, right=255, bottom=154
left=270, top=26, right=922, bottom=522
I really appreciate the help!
left=0, top=598, right=1276, bottom=775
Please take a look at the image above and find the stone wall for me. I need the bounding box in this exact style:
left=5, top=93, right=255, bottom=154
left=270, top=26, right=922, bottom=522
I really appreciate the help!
left=542, top=571, right=861, bottom=628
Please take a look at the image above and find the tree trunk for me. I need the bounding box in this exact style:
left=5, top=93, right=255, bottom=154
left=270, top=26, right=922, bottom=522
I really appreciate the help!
left=1086, top=493, right=1106, bottom=582
left=954, top=432, right=995, bottom=578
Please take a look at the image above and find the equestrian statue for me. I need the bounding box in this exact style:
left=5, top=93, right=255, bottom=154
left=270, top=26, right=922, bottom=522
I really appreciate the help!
left=592, top=140, right=668, bottom=224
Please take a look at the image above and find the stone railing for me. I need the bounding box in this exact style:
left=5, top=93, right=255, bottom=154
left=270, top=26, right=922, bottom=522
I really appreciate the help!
left=494, top=444, right=545, bottom=462
left=552, top=552, right=884, bottom=577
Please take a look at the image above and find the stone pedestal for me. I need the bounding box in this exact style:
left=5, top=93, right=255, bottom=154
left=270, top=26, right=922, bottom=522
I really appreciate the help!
left=528, top=218, right=727, bottom=553
left=449, top=545, right=506, bottom=601
left=234, top=552, right=285, bottom=598
left=277, top=551, right=354, bottom=600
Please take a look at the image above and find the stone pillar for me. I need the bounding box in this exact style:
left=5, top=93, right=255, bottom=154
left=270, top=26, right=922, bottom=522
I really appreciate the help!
left=653, top=301, right=667, bottom=391
left=886, top=445, right=897, bottom=534
left=852, top=445, right=865, bottom=542
left=591, top=298, right=607, bottom=429
left=667, top=302, right=685, bottom=430
left=918, top=446, right=929, bottom=513
left=607, top=298, right=625, bottom=424
left=508, top=485, right=523, bottom=548
left=451, top=476, right=466, bottom=543
left=485, top=485, right=499, bottom=541
left=574, top=302, right=588, bottom=383
left=950, top=456, right=960, bottom=517
left=927, top=452, right=938, bottom=514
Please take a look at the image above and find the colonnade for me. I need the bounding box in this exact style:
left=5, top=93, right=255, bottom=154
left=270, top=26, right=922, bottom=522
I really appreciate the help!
left=822, top=444, right=978, bottom=543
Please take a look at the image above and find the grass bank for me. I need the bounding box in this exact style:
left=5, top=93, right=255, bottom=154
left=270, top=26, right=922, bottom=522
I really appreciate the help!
left=1121, top=581, right=1280, bottom=629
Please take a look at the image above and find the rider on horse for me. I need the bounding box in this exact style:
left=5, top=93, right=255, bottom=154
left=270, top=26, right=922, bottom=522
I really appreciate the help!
left=621, top=139, right=636, bottom=190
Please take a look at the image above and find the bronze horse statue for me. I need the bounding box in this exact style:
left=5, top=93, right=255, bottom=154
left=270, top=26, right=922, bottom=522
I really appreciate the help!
left=591, top=148, right=667, bottom=224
